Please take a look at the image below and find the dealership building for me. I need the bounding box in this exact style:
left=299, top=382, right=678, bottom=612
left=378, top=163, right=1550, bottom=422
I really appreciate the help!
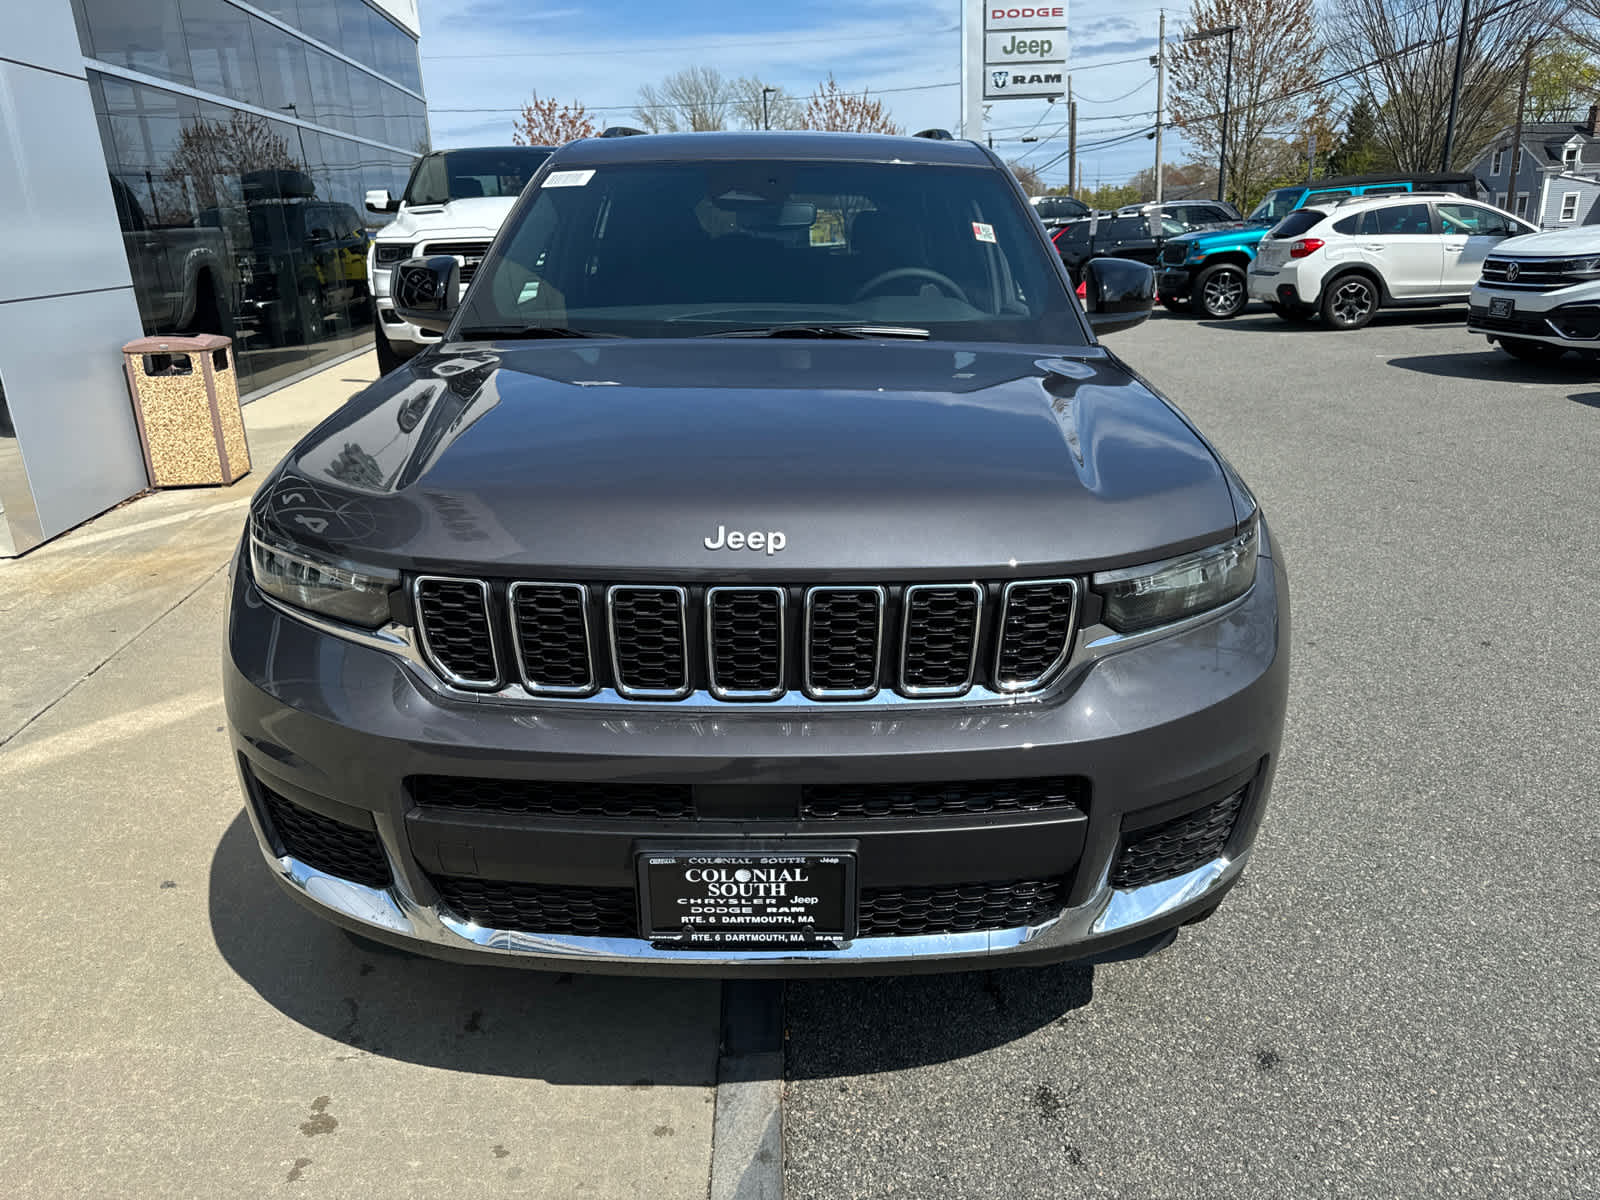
left=1, top=0, right=427, bottom=555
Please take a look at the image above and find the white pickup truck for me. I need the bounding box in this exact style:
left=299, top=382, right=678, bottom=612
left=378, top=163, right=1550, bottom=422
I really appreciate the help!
left=366, top=146, right=553, bottom=372
left=1467, top=225, right=1600, bottom=362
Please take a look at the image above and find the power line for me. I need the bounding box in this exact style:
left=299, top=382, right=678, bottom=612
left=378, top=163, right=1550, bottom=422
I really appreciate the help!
left=1071, top=76, right=1155, bottom=105
left=432, top=80, right=960, bottom=115
left=422, top=27, right=959, bottom=59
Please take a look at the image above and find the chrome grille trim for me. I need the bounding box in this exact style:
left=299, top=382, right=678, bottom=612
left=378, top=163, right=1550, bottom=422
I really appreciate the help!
left=802, top=586, right=886, bottom=701
left=993, top=578, right=1081, bottom=694
left=507, top=581, right=596, bottom=696
left=705, top=586, right=787, bottom=701
left=606, top=585, right=692, bottom=701
left=899, top=583, right=985, bottom=699
left=413, top=575, right=501, bottom=690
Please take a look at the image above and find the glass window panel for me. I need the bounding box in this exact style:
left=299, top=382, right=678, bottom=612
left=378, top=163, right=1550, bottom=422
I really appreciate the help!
left=254, top=17, right=314, bottom=123
left=348, top=64, right=387, bottom=143
left=254, top=0, right=299, bottom=27
left=306, top=47, right=354, bottom=133
left=79, top=0, right=192, bottom=86
left=382, top=83, right=412, bottom=150
left=180, top=0, right=261, bottom=107
left=294, top=0, right=340, bottom=48
left=337, top=0, right=376, bottom=70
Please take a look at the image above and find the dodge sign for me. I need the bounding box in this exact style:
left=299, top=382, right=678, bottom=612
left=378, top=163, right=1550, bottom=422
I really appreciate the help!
left=982, top=2, right=1069, bottom=99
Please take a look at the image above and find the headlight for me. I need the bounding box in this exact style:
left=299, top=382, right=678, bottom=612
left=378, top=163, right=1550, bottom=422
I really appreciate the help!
left=374, top=244, right=413, bottom=266
left=1092, top=519, right=1258, bottom=633
left=248, top=520, right=398, bottom=628
left=1186, top=244, right=1207, bottom=261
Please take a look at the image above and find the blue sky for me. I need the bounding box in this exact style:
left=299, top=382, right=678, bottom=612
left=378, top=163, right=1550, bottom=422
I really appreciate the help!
left=417, top=0, right=1189, bottom=190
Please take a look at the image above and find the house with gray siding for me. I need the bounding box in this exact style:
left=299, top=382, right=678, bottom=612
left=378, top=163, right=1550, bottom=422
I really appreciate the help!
left=1471, top=106, right=1600, bottom=228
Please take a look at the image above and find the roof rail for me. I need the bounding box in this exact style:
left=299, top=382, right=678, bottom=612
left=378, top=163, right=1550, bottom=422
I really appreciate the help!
left=913, top=128, right=955, bottom=140
left=597, top=126, right=647, bottom=138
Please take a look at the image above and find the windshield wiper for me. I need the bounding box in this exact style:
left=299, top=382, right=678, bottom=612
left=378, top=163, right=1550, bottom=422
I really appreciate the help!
left=455, top=325, right=618, bottom=340
left=702, top=323, right=930, bottom=340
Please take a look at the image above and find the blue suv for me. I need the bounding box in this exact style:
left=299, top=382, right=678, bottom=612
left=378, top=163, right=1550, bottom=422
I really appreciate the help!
left=1157, top=173, right=1485, bottom=319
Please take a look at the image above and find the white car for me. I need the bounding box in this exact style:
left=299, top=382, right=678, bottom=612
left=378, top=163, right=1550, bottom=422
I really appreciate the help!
left=1246, top=193, right=1535, bottom=329
left=366, top=146, right=553, bottom=372
left=1466, top=225, right=1600, bottom=362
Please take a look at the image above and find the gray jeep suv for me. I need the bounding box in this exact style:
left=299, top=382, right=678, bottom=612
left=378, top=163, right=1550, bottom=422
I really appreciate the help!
left=225, top=131, right=1289, bottom=976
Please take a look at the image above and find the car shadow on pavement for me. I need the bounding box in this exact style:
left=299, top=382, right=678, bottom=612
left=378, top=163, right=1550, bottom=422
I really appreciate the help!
left=784, top=962, right=1095, bottom=1080
left=207, top=812, right=718, bottom=1087
left=1190, top=309, right=1468, bottom=333
left=1386, top=348, right=1598, bottom=388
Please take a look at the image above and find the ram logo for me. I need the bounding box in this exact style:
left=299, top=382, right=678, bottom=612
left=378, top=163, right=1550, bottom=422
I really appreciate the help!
left=991, top=70, right=1009, bottom=90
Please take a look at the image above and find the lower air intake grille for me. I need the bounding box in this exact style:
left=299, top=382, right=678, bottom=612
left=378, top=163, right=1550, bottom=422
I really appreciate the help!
left=609, top=586, right=690, bottom=698
left=432, top=876, right=637, bottom=937
left=1111, top=789, right=1247, bottom=888
left=415, top=577, right=498, bottom=687
left=995, top=580, right=1079, bottom=691
left=900, top=584, right=983, bottom=695
left=858, top=877, right=1065, bottom=936
left=802, top=777, right=1087, bottom=820
left=260, top=789, right=392, bottom=889
left=411, top=777, right=694, bottom=820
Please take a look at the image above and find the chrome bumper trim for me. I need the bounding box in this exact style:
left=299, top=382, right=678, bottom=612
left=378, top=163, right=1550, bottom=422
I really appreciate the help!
left=263, top=841, right=1247, bottom=967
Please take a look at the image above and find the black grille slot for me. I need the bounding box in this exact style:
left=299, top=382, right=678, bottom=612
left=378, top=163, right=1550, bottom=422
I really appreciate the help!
left=995, top=580, right=1078, bottom=691
left=415, top=577, right=499, bottom=687
left=608, top=587, right=690, bottom=697
left=857, top=876, right=1065, bottom=936
left=707, top=587, right=785, bottom=699
left=1160, top=243, right=1188, bottom=266
left=509, top=583, right=593, bottom=694
left=412, top=777, right=693, bottom=819
left=1111, top=789, right=1247, bottom=888
left=433, top=877, right=637, bottom=937
left=804, top=587, right=882, bottom=697
left=260, top=789, right=392, bottom=889
left=900, top=584, right=982, bottom=695
left=802, top=776, right=1087, bottom=820
left=421, top=240, right=489, bottom=284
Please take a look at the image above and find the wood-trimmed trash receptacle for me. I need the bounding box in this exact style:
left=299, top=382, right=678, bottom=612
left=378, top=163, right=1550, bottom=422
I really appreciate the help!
left=122, top=334, right=251, bottom=487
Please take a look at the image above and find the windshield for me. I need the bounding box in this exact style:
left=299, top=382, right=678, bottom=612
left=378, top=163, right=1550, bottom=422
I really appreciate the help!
left=403, top=148, right=553, bottom=206
left=1248, top=188, right=1303, bottom=223
left=457, top=159, right=1080, bottom=343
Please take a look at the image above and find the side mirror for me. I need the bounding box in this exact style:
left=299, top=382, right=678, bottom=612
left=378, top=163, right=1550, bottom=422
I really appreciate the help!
left=392, top=256, right=461, bottom=333
left=364, top=188, right=399, bottom=214
left=1082, top=257, right=1155, bottom=336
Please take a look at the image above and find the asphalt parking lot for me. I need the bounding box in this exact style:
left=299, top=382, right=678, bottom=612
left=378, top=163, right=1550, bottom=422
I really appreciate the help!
left=3, top=310, right=1597, bottom=1198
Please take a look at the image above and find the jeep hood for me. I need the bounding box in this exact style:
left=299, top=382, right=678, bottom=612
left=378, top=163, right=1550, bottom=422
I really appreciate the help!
left=1494, top=225, right=1600, bottom=255
left=1169, top=223, right=1269, bottom=249
left=378, top=196, right=518, bottom=241
left=265, top=340, right=1239, bottom=577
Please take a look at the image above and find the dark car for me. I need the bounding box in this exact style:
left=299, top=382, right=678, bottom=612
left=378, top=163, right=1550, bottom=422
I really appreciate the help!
left=1030, top=193, right=1092, bottom=228
left=226, top=131, right=1289, bottom=976
left=1052, top=203, right=1236, bottom=282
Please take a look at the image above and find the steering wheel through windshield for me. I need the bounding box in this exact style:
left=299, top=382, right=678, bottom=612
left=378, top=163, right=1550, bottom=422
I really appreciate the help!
left=852, top=267, right=970, bottom=305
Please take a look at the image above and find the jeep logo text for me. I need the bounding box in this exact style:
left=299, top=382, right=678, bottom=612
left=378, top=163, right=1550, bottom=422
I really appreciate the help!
left=704, top=525, right=787, bottom=554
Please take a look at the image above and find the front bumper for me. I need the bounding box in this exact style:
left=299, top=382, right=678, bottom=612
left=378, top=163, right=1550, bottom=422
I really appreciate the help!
left=224, top=537, right=1290, bottom=976
left=1157, top=267, right=1194, bottom=298
left=1467, top=284, right=1600, bottom=347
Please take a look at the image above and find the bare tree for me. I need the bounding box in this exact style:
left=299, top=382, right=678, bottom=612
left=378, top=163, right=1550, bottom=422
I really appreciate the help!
left=1010, top=161, right=1046, bottom=194
left=801, top=75, right=902, bottom=134
left=635, top=66, right=734, bottom=133
left=732, top=77, right=803, bottom=130
left=1168, top=0, right=1329, bottom=211
left=512, top=94, right=596, bottom=145
left=163, top=111, right=301, bottom=214
left=1324, top=0, right=1565, bottom=171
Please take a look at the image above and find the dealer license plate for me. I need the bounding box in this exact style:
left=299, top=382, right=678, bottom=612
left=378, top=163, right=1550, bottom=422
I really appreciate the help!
left=639, top=851, right=855, bottom=948
left=1489, top=296, right=1514, bottom=318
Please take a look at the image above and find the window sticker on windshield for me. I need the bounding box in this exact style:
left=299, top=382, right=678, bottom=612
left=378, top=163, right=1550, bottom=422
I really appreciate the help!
left=972, top=221, right=997, bottom=244
left=544, top=170, right=595, bottom=188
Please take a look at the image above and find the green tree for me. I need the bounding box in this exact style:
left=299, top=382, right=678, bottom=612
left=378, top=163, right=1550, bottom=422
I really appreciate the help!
left=1328, top=93, right=1385, bottom=175
left=1528, top=45, right=1600, bottom=120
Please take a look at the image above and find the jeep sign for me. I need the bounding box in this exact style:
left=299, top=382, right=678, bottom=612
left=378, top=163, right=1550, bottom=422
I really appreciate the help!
left=981, top=0, right=1068, bottom=99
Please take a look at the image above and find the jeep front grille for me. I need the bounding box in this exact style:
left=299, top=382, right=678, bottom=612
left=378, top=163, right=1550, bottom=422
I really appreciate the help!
left=411, top=577, right=1081, bottom=704
left=1160, top=243, right=1188, bottom=266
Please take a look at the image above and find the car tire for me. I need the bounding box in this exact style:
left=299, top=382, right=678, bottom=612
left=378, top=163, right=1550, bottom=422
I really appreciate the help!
left=1159, top=295, right=1192, bottom=313
left=295, top=288, right=326, bottom=345
left=1194, top=264, right=1247, bottom=319
left=1319, top=274, right=1379, bottom=330
left=374, top=323, right=404, bottom=375
left=1496, top=337, right=1564, bottom=362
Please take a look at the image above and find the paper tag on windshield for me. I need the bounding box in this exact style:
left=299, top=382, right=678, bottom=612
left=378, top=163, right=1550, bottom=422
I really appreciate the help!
left=972, top=221, right=997, bottom=243
left=544, top=170, right=595, bottom=188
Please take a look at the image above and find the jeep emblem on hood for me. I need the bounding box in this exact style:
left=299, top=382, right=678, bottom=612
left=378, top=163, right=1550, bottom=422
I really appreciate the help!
left=704, top=525, right=787, bottom=554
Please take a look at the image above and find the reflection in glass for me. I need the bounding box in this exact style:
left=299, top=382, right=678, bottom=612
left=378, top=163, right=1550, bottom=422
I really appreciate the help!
left=180, top=0, right=261, bottom=107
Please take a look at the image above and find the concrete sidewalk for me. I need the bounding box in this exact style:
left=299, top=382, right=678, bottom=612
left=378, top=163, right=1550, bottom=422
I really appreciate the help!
left=0, top=352, right=720, bottom=1197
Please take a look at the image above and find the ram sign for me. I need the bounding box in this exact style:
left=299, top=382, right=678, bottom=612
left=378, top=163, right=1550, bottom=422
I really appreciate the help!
left=982, top=4, right=1069, bottom=99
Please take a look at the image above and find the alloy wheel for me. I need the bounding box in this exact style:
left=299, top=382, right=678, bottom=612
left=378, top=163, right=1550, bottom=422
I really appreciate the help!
left=1330, top=280, right=1374, bottom=327
left=1202, top=269, right=1244, bottom=318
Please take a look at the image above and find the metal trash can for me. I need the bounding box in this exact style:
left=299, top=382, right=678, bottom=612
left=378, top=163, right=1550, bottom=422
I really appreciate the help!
left=122, top=334, right=251, bottom=487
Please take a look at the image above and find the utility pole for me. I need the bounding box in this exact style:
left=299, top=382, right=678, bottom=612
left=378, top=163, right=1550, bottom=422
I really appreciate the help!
left=1154, top=11, right=1166, bottom=204
left=1067, top=75, right=1077, bottom=198
left=1218, top=25, right=1235, bottom=204
left=762, top=86, right=776, bottom=131
left=1440, top=0, right=1471, bottom=171
left=1307, top=132, right=1317, bottom=183
left=1510, top=38, right=1536, bottom=208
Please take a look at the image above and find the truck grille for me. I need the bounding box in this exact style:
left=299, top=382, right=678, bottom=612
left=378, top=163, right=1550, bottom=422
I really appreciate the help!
left=801, top=776, right=1087, bottom=820
left=1466, top=305, right=1551, bottom=337
left=1110, top=789, right=1246, bottom=888
left=1160, top=243, right=1189, bottom=266
left=411, top=777, right=695, bottom=819
left=1480, top=257, right=1585, bottom=292
left=412, top=577, right=1080, bottom=703
left=433, top=876, right=637, bottom=937
left=419, top=239, right=490, bottom=284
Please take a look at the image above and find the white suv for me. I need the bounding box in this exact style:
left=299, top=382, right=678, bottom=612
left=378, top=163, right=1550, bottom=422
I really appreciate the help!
left=366, top=146, right=553, bottom=372
left=1467, top=226, right=1600, bottom=361
left=1247, top=194, right=1534, bottom=329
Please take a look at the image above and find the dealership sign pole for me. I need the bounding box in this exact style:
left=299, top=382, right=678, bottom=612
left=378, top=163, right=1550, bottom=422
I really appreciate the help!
left=964, top=2, right=1070, bottom=140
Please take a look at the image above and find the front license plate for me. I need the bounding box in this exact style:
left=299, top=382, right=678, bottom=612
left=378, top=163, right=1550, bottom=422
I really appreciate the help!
left=639, top=851, right=855, bottom=948
left=1489, top=296, right=1514, bottom=318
